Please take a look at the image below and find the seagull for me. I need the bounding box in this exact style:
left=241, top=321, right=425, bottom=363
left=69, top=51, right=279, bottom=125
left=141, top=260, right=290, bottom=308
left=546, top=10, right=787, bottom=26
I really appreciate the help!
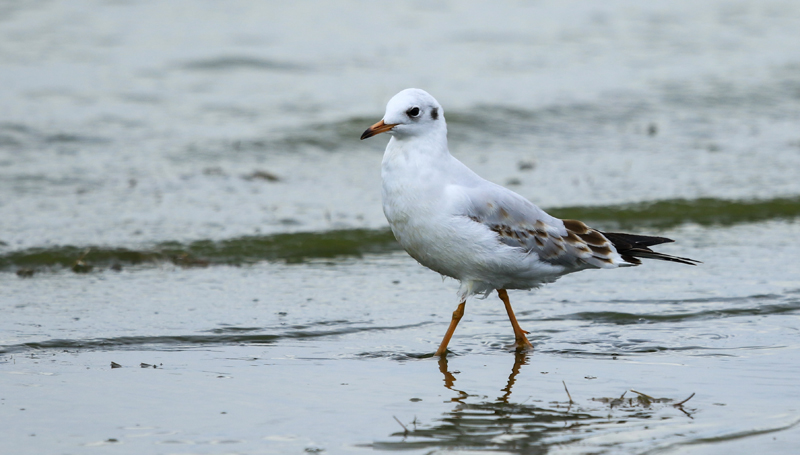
left=361, top=88, right=699, bottom=356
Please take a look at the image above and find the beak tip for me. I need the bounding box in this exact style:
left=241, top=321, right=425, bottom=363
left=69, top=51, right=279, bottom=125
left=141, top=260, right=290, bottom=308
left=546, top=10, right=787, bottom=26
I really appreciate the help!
left=360, top=119, right=396, bottom=140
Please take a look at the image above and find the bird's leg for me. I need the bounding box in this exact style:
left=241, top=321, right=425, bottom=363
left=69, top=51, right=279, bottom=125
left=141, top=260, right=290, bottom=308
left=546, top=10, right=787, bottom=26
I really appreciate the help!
left=435, top=300, right=466, bottom=357
left=497, top=289, right=533, bottom=350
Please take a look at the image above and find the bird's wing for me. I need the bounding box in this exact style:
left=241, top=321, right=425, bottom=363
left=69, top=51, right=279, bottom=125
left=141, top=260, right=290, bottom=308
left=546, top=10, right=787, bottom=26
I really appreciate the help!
left=457, top=183, right=623, bottom=269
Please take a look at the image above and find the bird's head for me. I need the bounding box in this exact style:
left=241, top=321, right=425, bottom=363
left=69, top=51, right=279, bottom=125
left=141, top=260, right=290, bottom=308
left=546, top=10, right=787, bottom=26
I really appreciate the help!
left=361, top=88, right=445, bottom=140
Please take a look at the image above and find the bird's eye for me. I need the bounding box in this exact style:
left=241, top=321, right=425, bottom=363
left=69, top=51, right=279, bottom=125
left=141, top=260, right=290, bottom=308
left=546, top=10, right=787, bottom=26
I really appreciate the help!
left=406, top=107, right=421, bottom=118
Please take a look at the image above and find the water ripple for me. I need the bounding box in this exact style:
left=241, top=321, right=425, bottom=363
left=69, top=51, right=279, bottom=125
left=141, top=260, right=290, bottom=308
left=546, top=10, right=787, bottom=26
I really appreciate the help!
left=0, top=322, right=431, bottom=355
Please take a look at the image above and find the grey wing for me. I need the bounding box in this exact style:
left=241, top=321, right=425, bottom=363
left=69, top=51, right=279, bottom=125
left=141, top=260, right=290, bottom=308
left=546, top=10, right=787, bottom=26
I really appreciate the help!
left=460, top=184, right=624, bottom=269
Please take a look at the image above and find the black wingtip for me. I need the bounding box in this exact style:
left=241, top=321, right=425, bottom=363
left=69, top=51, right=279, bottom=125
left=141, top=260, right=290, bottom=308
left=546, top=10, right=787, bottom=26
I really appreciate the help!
left=629, top=249, right=702, bottom=265
left=600, top=231, right=699, bottom=266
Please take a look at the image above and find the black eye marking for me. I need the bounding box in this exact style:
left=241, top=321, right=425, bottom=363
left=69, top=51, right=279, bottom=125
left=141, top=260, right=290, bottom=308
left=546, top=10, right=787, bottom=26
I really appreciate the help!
left=430, top=107, right=438, bottom=120
left=406, top=107, right=421, bottom=118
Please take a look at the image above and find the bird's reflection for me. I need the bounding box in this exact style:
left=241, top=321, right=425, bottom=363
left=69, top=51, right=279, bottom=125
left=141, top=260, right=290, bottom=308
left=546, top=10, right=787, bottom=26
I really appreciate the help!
left=376, top=352, right=599, bottom=453
left=498, top=351, right=528, bottom=403
left=438, top=350, right=529, bottom=403
left=377, top=353, right=694, bottom=453
left=376, top=352, right=581, bottom=452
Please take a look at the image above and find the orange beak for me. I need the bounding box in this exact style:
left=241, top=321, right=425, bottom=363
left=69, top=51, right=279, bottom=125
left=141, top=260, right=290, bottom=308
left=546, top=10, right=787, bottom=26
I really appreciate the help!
left=360, top=120, right=399, bottom=140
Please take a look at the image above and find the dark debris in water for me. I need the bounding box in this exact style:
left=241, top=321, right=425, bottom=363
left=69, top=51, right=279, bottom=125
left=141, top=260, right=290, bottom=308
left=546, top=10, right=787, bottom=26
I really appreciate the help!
left=109, top=361, right=163, bottom=369
left=592, top=389, right=695, bottom=410
left=170, top=253, right=210, bottom=268
left=16, top=268, right=34, bottom=278
left=71, top=249, right=94, bottom=273
left=242, top=170, right=280, bottom=182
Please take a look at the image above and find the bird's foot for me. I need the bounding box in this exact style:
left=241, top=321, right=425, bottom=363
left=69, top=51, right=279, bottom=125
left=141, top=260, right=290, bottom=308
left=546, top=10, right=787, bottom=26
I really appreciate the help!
left=514, top=334, right=534, bottom=351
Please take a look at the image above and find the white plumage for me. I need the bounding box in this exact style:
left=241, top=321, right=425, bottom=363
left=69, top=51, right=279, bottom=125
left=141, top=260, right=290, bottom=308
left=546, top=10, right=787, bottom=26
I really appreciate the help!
left=362, top=88, right=697, bottom=355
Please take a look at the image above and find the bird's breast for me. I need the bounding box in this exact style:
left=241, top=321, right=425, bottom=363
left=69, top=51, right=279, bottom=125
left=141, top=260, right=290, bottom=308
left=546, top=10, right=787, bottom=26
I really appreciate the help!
left=381, top=168, right=454, bottom=270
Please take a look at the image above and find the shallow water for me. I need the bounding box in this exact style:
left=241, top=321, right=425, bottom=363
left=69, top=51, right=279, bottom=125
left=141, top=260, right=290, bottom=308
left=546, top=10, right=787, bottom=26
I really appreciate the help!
left=2, top=1, right=800, bottom=454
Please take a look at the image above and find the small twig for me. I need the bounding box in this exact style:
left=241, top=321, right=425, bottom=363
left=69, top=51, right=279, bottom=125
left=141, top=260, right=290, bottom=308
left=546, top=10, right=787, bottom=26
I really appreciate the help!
left=562, top=381, right=574, bottom=404
left=673, top=392, right=695, bottom=407
left=393, top=416, right=409, bottom=435
left=630, top=389, right=654, bottom=400
left=619, top=391, right=627, bottom=400
left=77, top=248, right=92, bottom=261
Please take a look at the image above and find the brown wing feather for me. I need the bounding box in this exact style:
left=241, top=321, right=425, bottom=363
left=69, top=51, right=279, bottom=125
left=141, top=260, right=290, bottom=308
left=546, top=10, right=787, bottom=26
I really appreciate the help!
left=472, top=217, right=621, bottom=268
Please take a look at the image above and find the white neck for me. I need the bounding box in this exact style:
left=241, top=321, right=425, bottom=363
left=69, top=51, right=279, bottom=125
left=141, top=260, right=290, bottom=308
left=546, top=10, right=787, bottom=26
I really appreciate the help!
left=383, top=122, right=450, bottom=164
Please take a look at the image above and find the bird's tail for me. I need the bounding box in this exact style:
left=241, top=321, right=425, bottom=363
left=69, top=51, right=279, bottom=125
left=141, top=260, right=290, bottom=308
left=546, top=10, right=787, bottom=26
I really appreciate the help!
left=600, top=232, right=701, bottom=266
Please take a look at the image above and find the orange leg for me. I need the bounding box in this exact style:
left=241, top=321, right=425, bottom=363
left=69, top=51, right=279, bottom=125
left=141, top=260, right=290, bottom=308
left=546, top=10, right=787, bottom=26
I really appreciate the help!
left=498, top=289, right=533, bottom=350
left=435, top=300, right=466, bottom=357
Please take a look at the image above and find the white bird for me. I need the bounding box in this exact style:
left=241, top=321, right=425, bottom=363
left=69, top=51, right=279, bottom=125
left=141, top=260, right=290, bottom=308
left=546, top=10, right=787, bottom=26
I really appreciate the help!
left=361, top=88, right=698, bottom=356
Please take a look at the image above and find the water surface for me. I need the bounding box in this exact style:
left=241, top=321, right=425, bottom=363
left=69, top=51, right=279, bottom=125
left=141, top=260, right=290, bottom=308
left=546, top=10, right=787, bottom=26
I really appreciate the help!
left=2, top=1, right=800, bottom=453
